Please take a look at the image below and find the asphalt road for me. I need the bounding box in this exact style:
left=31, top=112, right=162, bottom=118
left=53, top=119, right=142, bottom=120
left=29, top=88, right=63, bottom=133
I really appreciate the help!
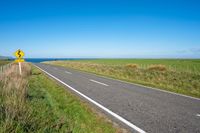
left=34, top=63, right=200, bottom=133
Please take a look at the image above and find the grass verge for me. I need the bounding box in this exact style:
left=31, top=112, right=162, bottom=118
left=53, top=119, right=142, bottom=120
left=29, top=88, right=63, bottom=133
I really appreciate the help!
left=0, top=62, right=121, bottom=133
left=44, top=60, right=200, bottom=98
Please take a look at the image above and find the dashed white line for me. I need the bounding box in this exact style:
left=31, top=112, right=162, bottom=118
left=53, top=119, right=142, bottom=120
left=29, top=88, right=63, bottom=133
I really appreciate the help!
left=90, top=79, right=109, bottom=86
left=65, top=71, right=72, bottom=74
left=34, top=65, right=146, bottom=133
left=196, top=114, right=200, bottom=117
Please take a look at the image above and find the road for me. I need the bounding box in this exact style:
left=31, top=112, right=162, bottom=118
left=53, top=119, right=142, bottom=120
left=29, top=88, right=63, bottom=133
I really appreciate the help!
left=34, top=63, right=200, bottom=133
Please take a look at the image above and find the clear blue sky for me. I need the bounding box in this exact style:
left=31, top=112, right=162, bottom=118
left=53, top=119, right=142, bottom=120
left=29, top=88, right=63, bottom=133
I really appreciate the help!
left=0, top=0, right=200, bottom=58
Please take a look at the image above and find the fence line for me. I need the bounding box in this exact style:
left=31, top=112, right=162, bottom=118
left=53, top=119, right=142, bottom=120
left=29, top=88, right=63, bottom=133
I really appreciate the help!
left=0, top=62, right=13, bottom=74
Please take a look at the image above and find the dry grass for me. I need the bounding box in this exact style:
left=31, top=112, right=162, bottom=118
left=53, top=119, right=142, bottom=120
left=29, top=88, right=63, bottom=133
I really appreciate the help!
left=0, top=63, right=31, bottom=133
left=147, top=64, right=167, bottom=71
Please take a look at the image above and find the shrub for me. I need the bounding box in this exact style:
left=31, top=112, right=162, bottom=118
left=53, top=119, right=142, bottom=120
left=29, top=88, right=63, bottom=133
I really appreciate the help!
left=125, top=64, right=139, bottom=69
left=148, top=64, right=167, bottom=71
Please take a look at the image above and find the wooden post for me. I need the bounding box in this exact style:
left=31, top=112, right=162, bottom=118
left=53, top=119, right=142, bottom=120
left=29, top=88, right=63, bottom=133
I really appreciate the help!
left=19, top=62, right=22, bottom=75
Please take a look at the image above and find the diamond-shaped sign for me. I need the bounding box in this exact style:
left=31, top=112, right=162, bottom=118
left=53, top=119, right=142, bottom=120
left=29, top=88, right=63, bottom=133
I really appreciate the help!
left=14, top=49, right=25, bottom=58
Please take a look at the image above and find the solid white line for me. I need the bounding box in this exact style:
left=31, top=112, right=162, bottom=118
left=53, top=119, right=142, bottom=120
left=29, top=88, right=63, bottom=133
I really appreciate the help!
left=34, top=64, right=146, bottom=133
left=90, top=79, right=109, bottom=86
left=196, top=114, right=200, bottom=117
left=65, top=71, right=72, bottom=74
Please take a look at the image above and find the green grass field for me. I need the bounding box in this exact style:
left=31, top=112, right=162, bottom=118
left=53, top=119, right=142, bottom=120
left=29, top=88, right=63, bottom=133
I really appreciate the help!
left=45, top=59, right=200, bottom=98
left=0, top=63, right=120, bottom=133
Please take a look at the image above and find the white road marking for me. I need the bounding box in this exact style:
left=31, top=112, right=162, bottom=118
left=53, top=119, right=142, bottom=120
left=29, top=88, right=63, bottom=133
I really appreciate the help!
left=34, top=65, right=146, bottom=133
left=65, top=71, right=72, bottom=74
left=90, top=79, right=109, bottom=86
left=196, top=114, right=200, bottom=117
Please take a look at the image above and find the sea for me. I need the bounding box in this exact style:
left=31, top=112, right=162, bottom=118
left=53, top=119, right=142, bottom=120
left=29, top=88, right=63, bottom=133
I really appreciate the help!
left=23, top=58, right=90, bottom=63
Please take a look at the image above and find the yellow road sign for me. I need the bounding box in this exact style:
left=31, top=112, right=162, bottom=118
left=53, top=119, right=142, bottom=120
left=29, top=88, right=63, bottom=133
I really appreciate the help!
left=14, top=49, right=25, bottom=58
left=15, top=58, right=25, bottom=62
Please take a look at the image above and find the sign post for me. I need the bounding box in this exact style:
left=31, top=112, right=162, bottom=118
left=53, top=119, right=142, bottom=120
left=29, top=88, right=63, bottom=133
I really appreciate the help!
left=19, top=62, right=22, bottom=75
left=14, top=49, right=25, bottom=75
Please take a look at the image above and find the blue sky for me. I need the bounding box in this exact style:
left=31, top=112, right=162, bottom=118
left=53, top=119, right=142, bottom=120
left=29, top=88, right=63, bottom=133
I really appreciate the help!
left=0, top=0, right=200, bottom=58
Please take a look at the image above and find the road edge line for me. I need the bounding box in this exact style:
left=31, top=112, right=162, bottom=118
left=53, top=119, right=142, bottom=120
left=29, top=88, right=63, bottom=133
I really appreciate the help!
left=33, top=64, right=146, bottom=133
left=101, top=76, right=200, bottom=101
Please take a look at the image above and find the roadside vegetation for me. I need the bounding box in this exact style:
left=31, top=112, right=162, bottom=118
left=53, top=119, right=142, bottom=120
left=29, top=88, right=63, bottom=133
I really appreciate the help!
left=0, top=60, right=11, bottom=66
left=0, top=62, right=120, bottom=133
left=44, top=59, right=200, bottom=98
